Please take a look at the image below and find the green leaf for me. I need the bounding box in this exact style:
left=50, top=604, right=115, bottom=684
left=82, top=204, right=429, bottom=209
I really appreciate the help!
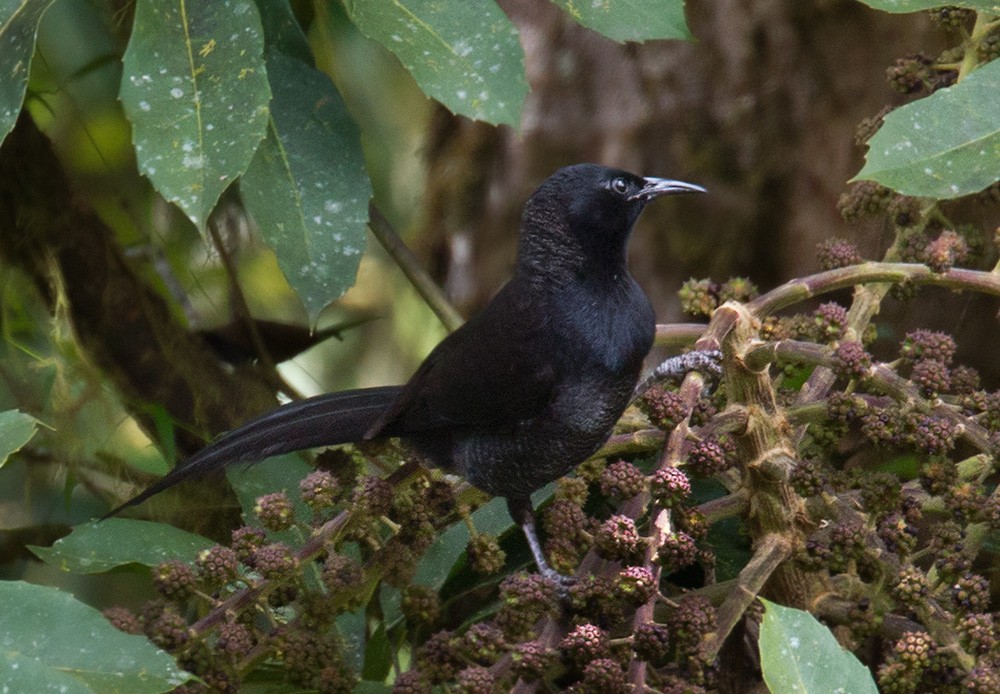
left=0, top=408, right=39, bottom=468
left=30, top=518, right=215, bottom=573
left=548, top=0, right=691, bottom=42
left=0, top=0, right=54, bottom=146
left=706, top=515, right=751, bottom=582
left=854, top=58, right=1000, bottom=199
left=120, top=0, right=272, bottom=230
left=362, top=622, right=392, bottom=681
left=342, top=0, right=528, bottom=126
left=254, top=0, right=312, bottom=62
left=337, top=606, right=368, bottom=672
left=854, top=0, right=999, bottom=12
left=241, top=50, right=371, bottom=322
left=0, top=580, right=191, bottom=692
left=226, top=453, right=312, bottom=527
left=759, top=598, right=878, bottom=694
left=413, top=483, right=552, bottom=589
left=413, top=496, right=511, bottom=589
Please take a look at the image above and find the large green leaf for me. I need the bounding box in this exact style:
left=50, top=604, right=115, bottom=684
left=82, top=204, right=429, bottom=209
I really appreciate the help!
left=0, top=408, right=39, bottom=468
left=226, top=452, right=312, bottom=526
left=0, top=581, right=190, bottom=692
left=30, top=518, right=215, bottom=573
left=0, top=0, right=54, bottom=146
left=412, top=497, right=509, bottom=590
left=253, top=0, right=312, bottom=62
left=548, top=0, right=691, bottom=42
left=362, top=622, right=392, bottom=681
left=342, top=0, right=528, bottom=127
left=759, top=598, right=878, bottom=694
left=855, top=0, right=999, bottom=12
left=241, top=50, right=372, bottom=322
left=413, top=484, right=553, bottom=591
left=380, top=484, right=554, bottom=626
left=120, top=0, right=271, bottom=230
left=854, top=58, right=1000, bottom=199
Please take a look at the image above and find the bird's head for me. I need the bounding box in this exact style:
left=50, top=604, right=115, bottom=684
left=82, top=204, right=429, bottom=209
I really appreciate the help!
left=518, top=163, right=705, bottom=278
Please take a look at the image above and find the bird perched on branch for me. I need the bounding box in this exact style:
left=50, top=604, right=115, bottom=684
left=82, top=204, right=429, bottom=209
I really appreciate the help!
left=105, top=163, right=708, bottom=582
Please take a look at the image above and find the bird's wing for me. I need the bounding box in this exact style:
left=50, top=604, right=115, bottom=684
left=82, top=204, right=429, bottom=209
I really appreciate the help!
left=368, top=280, right=558, bottom=436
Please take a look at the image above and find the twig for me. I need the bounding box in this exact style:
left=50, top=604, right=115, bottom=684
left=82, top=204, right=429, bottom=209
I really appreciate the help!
left=746, top=262, right=1000, bottom=318
left=813, top=594, right=924, bottom=641
left=745, top=339, right=993, bottom=454
left=697, top=489, right=750, bottom=525
left=190, top=460, right=421, bottom=635
left=628, top=372, right=706, bottom=691
left=592, top=429, right=665, bottom=459
left=654, top=323, right=707, bottom=349
left=368, top=202, right=464, bottom=332
left=207, top=218, right=303, bottom=400
left=704, top=533, right=793, bottom=661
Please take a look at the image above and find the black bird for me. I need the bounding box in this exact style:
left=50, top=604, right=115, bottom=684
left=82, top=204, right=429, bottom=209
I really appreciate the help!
left=105, top=164, right=706, bottom=580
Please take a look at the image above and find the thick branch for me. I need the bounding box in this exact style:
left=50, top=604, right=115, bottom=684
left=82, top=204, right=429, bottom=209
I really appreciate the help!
left=746, top=262, right=1000, bottom=317
left=704, top=533, right=793, bottom=660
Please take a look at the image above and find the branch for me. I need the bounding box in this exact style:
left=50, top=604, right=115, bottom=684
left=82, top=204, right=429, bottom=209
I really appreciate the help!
left=654, top=322, right=707, bottom=348
left=627, top=372, right=706, bottom=691
left=745, top=339, right=993, bottom=454
left=746, top=262, right=1000, bottom=317
left=368, top=202, right=465, bottom=332
left=704, top=533, right=793, bottom=661
left=191, top=460, right=421, bottom=635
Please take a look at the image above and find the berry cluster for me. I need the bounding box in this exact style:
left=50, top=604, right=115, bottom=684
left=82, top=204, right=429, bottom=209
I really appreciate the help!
left=102, top=468, right=467, bottom=691
left=816, top=237, right=864, bottom=269
left=678, top=277, right=761, bottom=316
left=837, top=181, right=893, bottom=221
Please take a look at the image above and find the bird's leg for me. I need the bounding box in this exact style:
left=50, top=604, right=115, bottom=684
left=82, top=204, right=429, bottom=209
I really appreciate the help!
left=634, top=349, right=723, bottom=398
left=506, top=497, right=575, bottom=591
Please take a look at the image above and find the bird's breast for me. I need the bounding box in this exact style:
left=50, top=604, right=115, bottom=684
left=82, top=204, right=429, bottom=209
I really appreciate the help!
left=553, top=277, right=655, bottom=375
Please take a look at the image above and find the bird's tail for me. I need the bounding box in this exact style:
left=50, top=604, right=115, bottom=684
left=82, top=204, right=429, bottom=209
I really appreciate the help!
left=101, top=385, right=403, bottom=518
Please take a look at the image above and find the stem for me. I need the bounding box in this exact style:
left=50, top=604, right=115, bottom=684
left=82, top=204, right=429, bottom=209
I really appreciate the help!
left=697, top=489, right=750, bottom=525
left=654, top=323, right=707, bottom=348
left=592, top=428, right=665, bottom=459
left=208, top=219, right=302, bottom=399
left=627, top=374, right=705, bottom=692
left=747, top=262, right=1000, bottom=317
left=190, top=460, right=420, bottom=635
left=959, top=13, right=999, bottom=81
left=704, top=533, right=793, bottom=660
left=745, top=339, right=993, bottom=453
left=367, top=202, right=465, bottom=333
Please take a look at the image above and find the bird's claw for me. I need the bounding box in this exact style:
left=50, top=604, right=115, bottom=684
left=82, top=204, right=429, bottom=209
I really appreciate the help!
left=540, top=567, right=577, bottom=600
left=667, top=349, right=723, bottom=381
left=635, top=349, right=723, bottom=398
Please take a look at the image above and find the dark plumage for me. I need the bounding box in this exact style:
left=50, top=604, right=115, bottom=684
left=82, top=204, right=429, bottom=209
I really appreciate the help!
left=104, top=163, right=706, bottom=580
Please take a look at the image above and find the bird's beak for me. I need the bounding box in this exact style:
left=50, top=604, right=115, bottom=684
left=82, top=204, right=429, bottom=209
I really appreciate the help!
left=630, top=177, right=707, bottom=202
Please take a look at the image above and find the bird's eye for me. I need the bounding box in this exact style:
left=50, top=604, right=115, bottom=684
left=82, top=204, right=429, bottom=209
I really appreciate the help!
left=611, top=177, right=629, bottom=195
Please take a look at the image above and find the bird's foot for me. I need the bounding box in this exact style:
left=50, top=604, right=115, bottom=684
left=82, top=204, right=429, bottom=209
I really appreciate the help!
left=635, top=349, right=722, bottom=397
left=539, top=566, right=577, bottom=599
left=656, top=349, right=723, bottom=381
left=509, top=498, right=578, bottom=600
left=539, top=566, right=576, bottom=591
